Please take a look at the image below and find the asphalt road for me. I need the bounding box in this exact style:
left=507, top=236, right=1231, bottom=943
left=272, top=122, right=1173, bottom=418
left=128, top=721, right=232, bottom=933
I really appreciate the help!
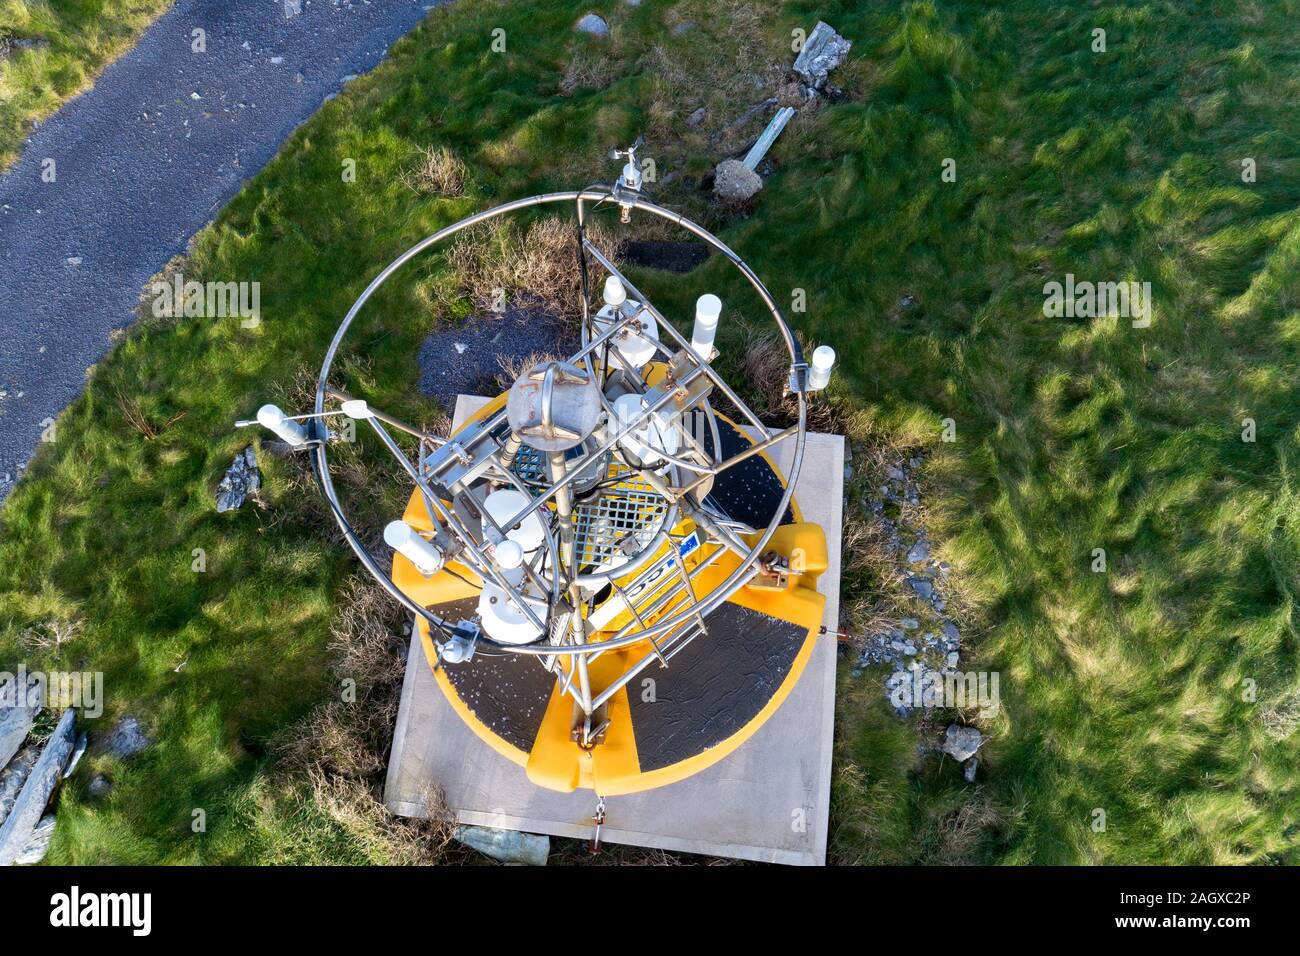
left=0, top=0, right=435, bottom=498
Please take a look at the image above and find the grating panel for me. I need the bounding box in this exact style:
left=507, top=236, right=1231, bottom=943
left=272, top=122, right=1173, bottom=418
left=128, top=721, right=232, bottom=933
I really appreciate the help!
left=512, top=445, right=670, bottom=573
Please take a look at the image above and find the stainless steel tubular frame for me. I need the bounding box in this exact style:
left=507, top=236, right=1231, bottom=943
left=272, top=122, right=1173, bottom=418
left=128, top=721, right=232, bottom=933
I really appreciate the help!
left=311, top=187, right=810, bottom=657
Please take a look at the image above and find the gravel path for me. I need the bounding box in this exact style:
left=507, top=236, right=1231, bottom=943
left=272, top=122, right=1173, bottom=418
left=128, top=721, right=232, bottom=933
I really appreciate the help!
left=0, top=0, right=436, bottom=498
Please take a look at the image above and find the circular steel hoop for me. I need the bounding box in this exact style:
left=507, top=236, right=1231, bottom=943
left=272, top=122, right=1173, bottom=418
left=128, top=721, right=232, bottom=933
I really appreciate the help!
left=311, top=187, right=808, bottom=655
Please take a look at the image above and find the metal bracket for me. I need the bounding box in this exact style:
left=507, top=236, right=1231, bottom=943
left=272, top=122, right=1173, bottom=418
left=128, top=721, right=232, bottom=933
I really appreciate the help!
left=787, top=361, right=810, bottom=395
left=610, top=136, right=646, bottom=221
left=440, top=620, right=481, bottom=664
left=748, top=551, right=792, bottom=591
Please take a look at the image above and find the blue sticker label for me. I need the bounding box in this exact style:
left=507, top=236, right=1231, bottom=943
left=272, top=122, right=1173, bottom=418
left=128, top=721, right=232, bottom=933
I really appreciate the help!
left=678, top=531, right=700, bottom=558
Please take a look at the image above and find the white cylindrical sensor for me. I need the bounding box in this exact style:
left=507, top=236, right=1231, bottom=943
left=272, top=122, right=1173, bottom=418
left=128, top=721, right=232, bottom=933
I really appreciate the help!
left=256, top=404, right=309, bottom=446
left=808, top=345, right=836, bottom=391
left=482, top=489, right=545, bottom=554
left=495, top=539, right=524, bottom=570
left=384, top=520, right=445, bottom=576
left=477, top=583, right=546, bottom=645
left=603, top=275, right=627, bottom=308
left=691, top=294, right=721, bottom=361
left=612, top=392, right=682, bottom=468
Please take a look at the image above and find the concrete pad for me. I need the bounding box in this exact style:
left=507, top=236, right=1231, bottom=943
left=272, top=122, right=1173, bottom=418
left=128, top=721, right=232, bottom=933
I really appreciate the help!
left=384, top=395, right=844, bottom=865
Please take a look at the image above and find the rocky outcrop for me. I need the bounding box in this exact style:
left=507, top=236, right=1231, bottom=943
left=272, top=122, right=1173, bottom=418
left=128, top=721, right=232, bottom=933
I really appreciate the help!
left=105, top=716, right=150, bottom=758
left=575, top=14, right=609, bottom=37
left=941, top=723, right=984, bottom=763
left=0, top=671, right=42, bottom=768
left=856, top=451, right=967, bottom=713
left=15, top=814, right=56, bottom=865
left=0, top=746, right=39, bottom=826
left=215, top=446, right=261, bottom=512
left=0, top=708, right=75, bottom=866
left=793, top=21, right=852, bottom=91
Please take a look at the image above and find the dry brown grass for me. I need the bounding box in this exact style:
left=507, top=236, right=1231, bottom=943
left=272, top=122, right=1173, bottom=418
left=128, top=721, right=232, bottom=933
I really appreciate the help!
left=734, top=324, right=842, bottom=434
left=559, top=48, right=622, bottom=96
left=931, top=789, right=1006, bottom=865
left=401, top=145, right=468, bottom=198
left=272, top=575, right=457, bottom=862
left=114, top=386, right=185, bottom=440
left=17, top=617, right=83, bottom=652
left=493, top=350, right=566, bottom=391
left=273, top=577, right=406, bottom=774
left=437, top=216, right=621, bottom=321
left=837, top=496, right=902, bottom=640
left=134, top=253, right=189, bottom=324
left=306, top=769, right=457, bottom=865
left=1261, top=689, right=1300, bottom=741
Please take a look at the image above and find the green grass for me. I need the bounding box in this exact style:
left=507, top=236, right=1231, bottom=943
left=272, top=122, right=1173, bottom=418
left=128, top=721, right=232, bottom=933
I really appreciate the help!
left=3, top=0, right=1299, bottom=864
left=0, top=0, right=173, bottom=170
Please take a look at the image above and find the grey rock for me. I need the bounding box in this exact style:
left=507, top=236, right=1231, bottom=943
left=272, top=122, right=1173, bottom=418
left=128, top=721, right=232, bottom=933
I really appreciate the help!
left=0, top=747, right=39, bottom=827
left=63, top=732, right=88, bottom=779
left=575, top=13, right=609, bottom=37
left=15, top=813, right=55, bottom=864
left=686, top=107, right=706, bottom=128
left=908, top=576, right=934, bottom=600
left=0, top=708, right=75, bottom=865
left=11, top=37, right=53, bottom=53
left=671, top=21, right=695, bottom=36
left=0, top=671, right=42, bottom=768
left=946, top=651, right=960, bottom=668
left=963, top=756, right=978, bottom=783
left=906, top=540, right=929, bottom=564
left=87, top=774, right=112, bottom=799
left=941, top=723, right=983, bottom=762
left=105, top=716, right=150, bottom=758
left=793, top=21, right=852, bottom=91
left=713, top=159, right=762, bottom=203
left=942, top=620, right=960, bottom=642
left=454, top=825, right=549, bottom=866
left=885, top=465, right=905, bottom=481
left=899, top=617, right=919, bottom=630
left=215, top=445, right=261, bottom=512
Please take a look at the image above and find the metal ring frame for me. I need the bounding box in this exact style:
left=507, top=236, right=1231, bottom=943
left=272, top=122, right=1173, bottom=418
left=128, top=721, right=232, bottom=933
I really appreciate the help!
left=311, top=186, right=810, bottom=658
